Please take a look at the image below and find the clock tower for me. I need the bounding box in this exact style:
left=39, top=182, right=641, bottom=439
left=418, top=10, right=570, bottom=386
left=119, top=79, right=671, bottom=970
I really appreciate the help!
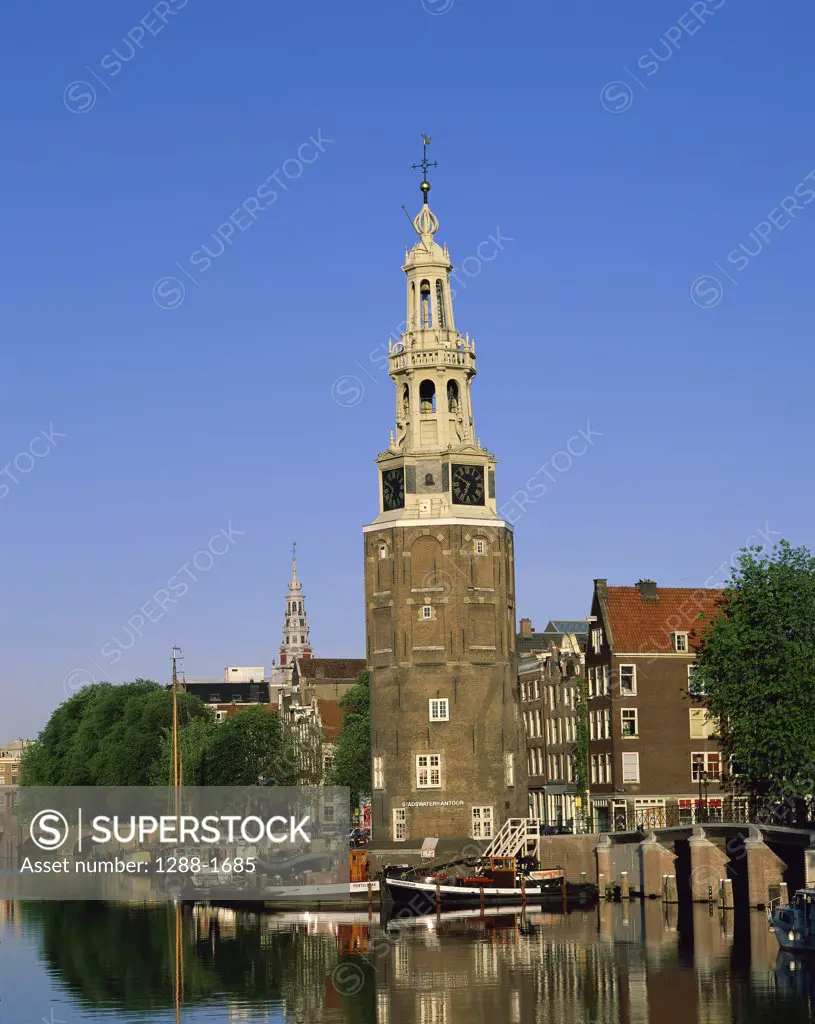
left=363, top=140, right=528, bottom=842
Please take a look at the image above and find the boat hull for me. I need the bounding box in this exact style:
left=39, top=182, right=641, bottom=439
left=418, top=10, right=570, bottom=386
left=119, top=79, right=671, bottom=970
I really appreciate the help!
left=383, top=876, right=595, bottom=911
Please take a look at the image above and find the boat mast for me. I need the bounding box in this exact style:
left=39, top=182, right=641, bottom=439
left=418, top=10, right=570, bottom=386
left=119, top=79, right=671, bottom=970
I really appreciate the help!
left=171, top=646, right=183, bottom=816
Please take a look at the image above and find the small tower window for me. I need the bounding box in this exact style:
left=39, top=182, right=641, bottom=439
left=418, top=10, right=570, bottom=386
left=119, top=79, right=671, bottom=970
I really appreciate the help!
left=447, top=380, right=459, bottom=413
left=378, top=543, right=388, bottom=560
left=420, top=280, right=432, bottom=328
left=474, top=538, right=486, bottom=555
left=435, top=279, right=447, bottom=328
left=422, top=605, right=432, bottom=620
left=419, top=379, right=436, bottom=414
left=402, top=384, right=410, bottom=417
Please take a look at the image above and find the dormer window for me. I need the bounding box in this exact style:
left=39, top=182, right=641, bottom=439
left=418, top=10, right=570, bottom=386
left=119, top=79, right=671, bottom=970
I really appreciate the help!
left=673, top=632, right=689, bottom=653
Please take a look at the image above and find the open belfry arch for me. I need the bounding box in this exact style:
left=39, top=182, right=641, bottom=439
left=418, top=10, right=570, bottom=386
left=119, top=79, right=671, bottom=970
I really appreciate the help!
left=363, top=137, right=529, bottom=841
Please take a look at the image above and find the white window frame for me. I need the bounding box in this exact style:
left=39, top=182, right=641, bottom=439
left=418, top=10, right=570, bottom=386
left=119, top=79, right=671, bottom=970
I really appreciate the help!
left=689, top=708, right=714, bottom=739
left=474, top=538, right=486, bottom=555
left=372, top=755, right=385, bottom=790
left=620, top=664, right=637, bottom=696
left=471, top=805, right=494, bottom=839
left=673, top=631, right=689, bottom=653
left=422, top=604, right=432, bottom=620
left=604, top=752, right=612, bottom=783
left=691, top=751, right=721, bottom=782
left=504, top=752, right=515, bottom=788
left=591, top=627, right=603, bottom=653
left=429, top=698, right=450, bottom=722
left=688, top=663, right=706, bottom=696
left=416, top=753, right=441, bottom=789
left=622, top=751, right=640, bottom=783
left=378, top=543, right=388, bottom=559
left=621, top=708, right=638, bottom=739
left=393, top=806, right=407, bottom=842
left=588, top=667, right=596, bottom=697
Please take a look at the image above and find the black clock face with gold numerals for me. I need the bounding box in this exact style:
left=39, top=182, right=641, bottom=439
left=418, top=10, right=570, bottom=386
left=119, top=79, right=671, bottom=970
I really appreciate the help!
left=451, top=464, right=485, bottom=506
left=382, top=467, right=405, bottom=511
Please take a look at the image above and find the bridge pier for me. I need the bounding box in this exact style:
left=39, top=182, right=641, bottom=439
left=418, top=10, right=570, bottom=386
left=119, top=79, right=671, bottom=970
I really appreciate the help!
left=806, top=842, right=815, bottom=888
left=638, top=832, right=676, bottom=898
left=595, top=834, right=612, bottom=890
left=744, top=826, right=785, bottom=909
left=688, top=826, right=728, bottom=901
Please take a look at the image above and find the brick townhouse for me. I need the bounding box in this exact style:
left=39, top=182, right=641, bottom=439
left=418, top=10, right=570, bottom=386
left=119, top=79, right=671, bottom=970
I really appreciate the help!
left=585, top=579, right=738, bottom=831
left=0, top=739, right=29, bottom=787
left=518, top=618, right=587, bottom=827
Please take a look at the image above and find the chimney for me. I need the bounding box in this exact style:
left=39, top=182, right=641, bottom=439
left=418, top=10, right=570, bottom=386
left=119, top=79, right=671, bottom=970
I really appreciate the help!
left=519, top=617, right=533, bottom=637
left=637, top=579, right=658, bottom=601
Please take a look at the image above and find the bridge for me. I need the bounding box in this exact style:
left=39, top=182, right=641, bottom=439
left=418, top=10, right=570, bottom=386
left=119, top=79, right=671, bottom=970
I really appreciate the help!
left=485, top=817, right=815, bottom=909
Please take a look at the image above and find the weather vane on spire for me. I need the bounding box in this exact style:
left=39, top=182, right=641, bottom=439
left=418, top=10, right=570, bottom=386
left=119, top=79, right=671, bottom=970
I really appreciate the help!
left=291, top=541, right=297, bottom=562
left=412, top=134, right=438, bottom=204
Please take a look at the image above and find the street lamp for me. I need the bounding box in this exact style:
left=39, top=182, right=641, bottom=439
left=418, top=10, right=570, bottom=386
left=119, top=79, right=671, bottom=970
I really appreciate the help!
left=698, top=769, right=709, bottom=823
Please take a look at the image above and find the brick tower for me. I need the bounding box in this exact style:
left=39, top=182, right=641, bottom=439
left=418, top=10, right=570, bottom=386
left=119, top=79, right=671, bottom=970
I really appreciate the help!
left=363, top=139, right=528, bottom=842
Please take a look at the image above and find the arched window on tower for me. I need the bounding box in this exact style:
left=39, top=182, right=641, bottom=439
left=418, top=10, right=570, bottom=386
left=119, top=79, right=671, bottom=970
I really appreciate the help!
left=447, top=380, right=459, bottom=413
left=420, top=280, right=432, bottom=328
left=402, top=384, right=410, bottom=418
left=419, top=379, right=436, bottom=414
left=435, top=279, right=447, bottom=328
left=410, top=282, right=416, bottom=328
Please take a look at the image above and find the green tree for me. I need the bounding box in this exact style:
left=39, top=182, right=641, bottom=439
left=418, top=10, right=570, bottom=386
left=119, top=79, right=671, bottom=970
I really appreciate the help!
left=199, top=705, right=284, bottom=786
left=20, top=681, right=209, bottom=787
left=148, top=715, right=218, bottom=786
left=696, top=540, right=815, bottom=801
left=327, top=671, right=370, bottom=805
left=572, top=676, right=590, bottom=828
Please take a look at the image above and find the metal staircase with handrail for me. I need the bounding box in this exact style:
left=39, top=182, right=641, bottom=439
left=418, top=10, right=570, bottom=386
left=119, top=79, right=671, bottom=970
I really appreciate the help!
left=483, top=818, right=545, bottom=860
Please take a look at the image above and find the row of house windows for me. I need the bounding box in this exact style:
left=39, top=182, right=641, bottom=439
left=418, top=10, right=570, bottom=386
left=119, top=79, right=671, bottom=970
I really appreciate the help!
left=588, top=663, right=702, bottom=697
left=373, top=752, right=515, bottom=791
left=522, top=680, right=578, bottom=707
left=588, top=706, right=715, bottom=740
left=589, top=751, right=722, bottom=786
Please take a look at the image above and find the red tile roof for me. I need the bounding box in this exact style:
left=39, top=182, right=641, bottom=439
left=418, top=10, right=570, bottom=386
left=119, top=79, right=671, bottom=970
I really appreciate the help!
left=317, top=699, right=346, bottom=741
left=603, top=586, right=724, bottom=653
left=298, top=658, right=366, bottom=680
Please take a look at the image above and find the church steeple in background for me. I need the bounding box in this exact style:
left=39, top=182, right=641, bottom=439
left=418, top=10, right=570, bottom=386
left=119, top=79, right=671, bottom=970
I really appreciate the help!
left=279, top=543, right=313, bottom=677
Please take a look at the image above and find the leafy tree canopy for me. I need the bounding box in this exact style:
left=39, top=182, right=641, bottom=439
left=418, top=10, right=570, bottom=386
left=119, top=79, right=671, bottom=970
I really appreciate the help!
left=696, top=540, right=815, bottom=799
left=326, top=670, right=370, bottom=805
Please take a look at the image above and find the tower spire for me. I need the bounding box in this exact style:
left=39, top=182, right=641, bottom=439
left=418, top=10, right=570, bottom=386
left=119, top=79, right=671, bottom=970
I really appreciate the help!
left=279, top=543, right=312, bottom=682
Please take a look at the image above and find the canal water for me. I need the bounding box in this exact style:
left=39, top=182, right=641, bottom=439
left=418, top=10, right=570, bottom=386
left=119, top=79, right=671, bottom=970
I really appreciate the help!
left=1, top=900, right=813, bottom=1022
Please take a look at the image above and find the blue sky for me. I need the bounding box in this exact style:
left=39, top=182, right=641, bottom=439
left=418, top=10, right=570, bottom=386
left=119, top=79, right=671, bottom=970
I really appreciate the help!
left=3, top=0, right=814, bottom=738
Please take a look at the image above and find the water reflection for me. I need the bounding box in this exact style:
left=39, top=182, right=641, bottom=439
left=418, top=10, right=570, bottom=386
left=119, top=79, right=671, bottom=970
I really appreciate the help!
left=0, top=898, right=812, bottom=1023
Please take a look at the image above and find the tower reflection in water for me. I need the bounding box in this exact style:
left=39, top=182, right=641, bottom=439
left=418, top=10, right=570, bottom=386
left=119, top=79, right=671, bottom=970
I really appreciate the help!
left=2, top=899, right=812, bottom=1023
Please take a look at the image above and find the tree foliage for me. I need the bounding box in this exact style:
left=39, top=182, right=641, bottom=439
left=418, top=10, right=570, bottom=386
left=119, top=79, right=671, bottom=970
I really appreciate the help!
left=19, top=681, right=207, bottom=786
left=326, top=671, right=371, bottom=805
left=199, top=706, right=284, bottom=786
left=696, top=541, right=815, bottom=799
